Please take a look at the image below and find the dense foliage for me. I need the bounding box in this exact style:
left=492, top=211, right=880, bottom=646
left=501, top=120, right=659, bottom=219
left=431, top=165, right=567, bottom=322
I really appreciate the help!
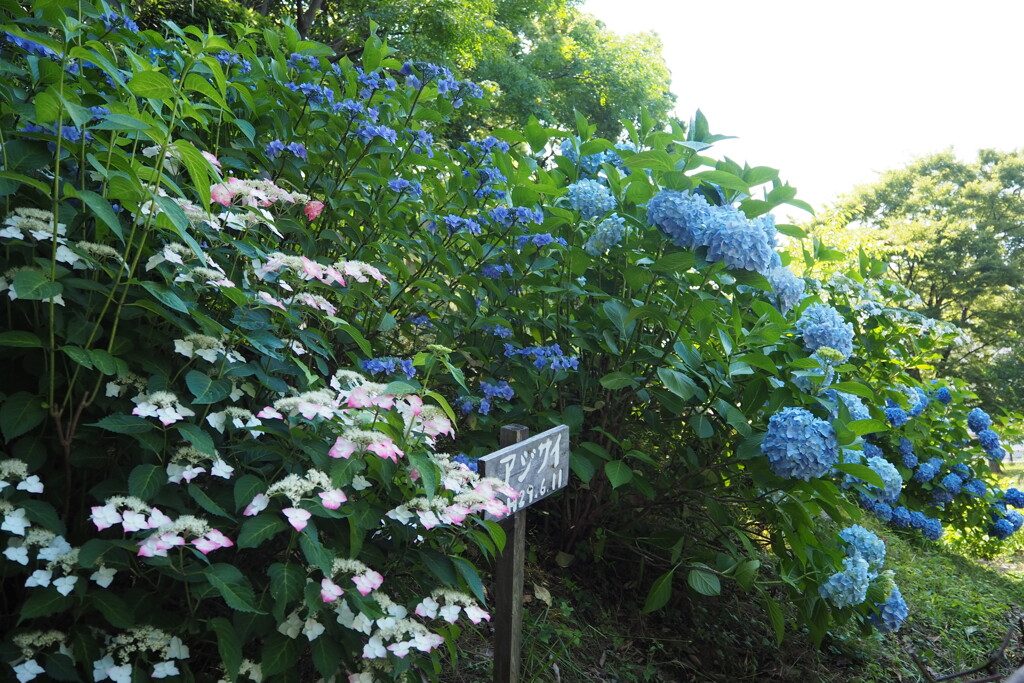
left=0, top=3, right=1021, bottom=682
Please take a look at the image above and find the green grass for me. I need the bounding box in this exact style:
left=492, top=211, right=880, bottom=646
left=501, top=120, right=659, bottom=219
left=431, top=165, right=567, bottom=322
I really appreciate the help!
left=444, top=488, right=1024, bottom=682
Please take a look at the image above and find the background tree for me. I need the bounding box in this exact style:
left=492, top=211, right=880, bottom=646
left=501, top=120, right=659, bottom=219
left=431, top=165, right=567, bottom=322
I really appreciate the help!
left=806, top=149, right=1024, bottom=416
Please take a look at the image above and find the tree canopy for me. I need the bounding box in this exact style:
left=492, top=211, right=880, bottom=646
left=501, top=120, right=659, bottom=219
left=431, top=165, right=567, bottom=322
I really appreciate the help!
left=808, top=149, right=1024, bottom=414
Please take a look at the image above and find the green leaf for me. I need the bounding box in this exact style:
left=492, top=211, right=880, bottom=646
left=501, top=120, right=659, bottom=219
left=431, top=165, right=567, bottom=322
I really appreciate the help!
left=260, top=632, right=298, bottom=677
left=0, top=331, right=42, bottom=347
left=88, top=349, right=118, bottom=375
left=211, top=617, right=243, bottom=682
left=831, top=381, right=875, bottom=402
left=269, top=563, right=305, bottom=606
left=76, top=189, right=124, bottom=243
left=847, top=419, right=888, bottom=436
left=311, top=634, right=341, bottom=679
left=62, top=345, right=93, bottom=369
left=185, top=370, right=230, bottom=404
left=91, top=590, right=134, bottom=628
left=833, top=463, right=885, bottom=489
left=90, top=113, right=153, bottom=131
left=203, top=564, right=265, bottom=613
left=763, top=593, right=785, bottom=645
left=89, top=414, right=152, bottom=434
left=188, top=483, right=233, bottom=520
left=299, top=527, right=334, bottom=574
left=237, top=514, right=286, bottom=549
left=599, top=371, right=635, bottom=389
left=43, top=652, right=80, bottom=681
left=408, top=451, right=438, bottom=499
left=732, top=559, right=760, bottom=590
left=657, top=367, right=698, bottom=401
left=141, top=281, right=190, bottom=313
left=173, top=139, right=212, bottom=209
left=604, top=460, right=633, bottom=489
left=687, top=566, right=721, bottom=596
left=642, top=567, right=675, bottom=613
left=19, top=589, right=72, bottom=621
left=128, top=70, right=175, bottom=100
left=451, top=556, right=486, bottom=604
left=694, top=170, right=750, bottom=194
left=13, top=269, right=62, bottom=300
left=1, top=392, right=46, bottom=442
left=128, top=464, right=164, bottom=502
left=177, top=422, right=215, bottom=455
left=233, top=475, right=264, bottom=512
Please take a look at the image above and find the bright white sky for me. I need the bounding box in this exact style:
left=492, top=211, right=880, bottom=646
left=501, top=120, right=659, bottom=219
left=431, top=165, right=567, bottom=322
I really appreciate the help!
left=582, top=0, right=1024, bottom=218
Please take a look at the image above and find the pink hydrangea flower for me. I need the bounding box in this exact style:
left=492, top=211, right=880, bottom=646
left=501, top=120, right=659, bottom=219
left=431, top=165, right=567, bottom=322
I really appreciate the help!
left=243, top=493, right=270, bottom=516
left=304, top=201, right=325, bottom=221
left=352, top=569, right=383, bottom=596
left=329, top=436, right=358, bottom=459
left=256, top=406, right=284, bottom=420
left=283, top=507, right=311, bottom=531
left=319, top=489, right=347, bottom=509
left=367, top=437, right=404, bottom=463
left=321, top=578, right=344, bottom=602
left=91, top=504, right=122, bottom=531
left=464, top=605, right=490, bottom=624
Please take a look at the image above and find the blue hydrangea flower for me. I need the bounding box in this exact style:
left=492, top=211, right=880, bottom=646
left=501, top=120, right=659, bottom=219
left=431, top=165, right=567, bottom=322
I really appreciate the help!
left=940, top=472, right=963, bottom=496
left=584, top=215, right=626, bottom=256
left=871, top=501, right=893, bottom=521
left=884, top=400, right=909, bottom=427
left=892, top=506, right=912, bottom=527
left=873, top=586, right=908, bottom=633
left=481, top=263, right=513, bottom=279
left=909, top=511, right=927, bottom=529
left=963, top=479, right=986, bottom=497
left=645, top=189, right=713, bottom=249
left=913, top=460, right=940, bottom=483
left=863, top=442, right=883, bottom=460
left=978, top=428, right=1002, bottom=459
left=796, top=304, right=854, bottom=361
left=504, top=344, right=579, bottom=372
left=361, top=356, right=415, bottom=379
left=761, top=407, right=839, bottom=481
left=567, top=179, right=615, bottom=220
left=950, top=464, right=971, bottom=481
left=285, top=142, right=308, bottom=161
left=968, top=407, right=991, bottom=432
left=908, top=387, right=929, bottom=417
left=1004, top=488, right=1024, bottom=508
left=700, top=209, right=776, bottom=274
left=480, top=380, right=514, bottom=401
left=898, top=438, right=918, bottom=468
left=1008, top=510, right=1024, bottom=532
left=767, top=266, right=805, bottom=314
left=990, top=517, right=1014, bottom=540
left=452, top=453, right=478, bottom=473
left=441, top=215, right=482, bottom=236
left=839, top=525, right=886, bottom=572
left=932, top=487, right=955, bottom=506
left=482, top=324, right=512, bottom=339
left=921, top=518, right=943, bottom=540
left=827, top=391, right=872, bottom=423
left=934, top=386, right=952, bottom=404
left=865, top=456, right=903, bottom=504
left=516, top=233, right=567, bottom=249
left=819, top=556, right=870, bottom=608
left=265, top=140, right=285, bottom=159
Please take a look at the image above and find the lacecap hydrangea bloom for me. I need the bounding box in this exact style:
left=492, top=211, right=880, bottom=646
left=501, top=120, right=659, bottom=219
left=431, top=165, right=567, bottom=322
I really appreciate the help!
left=583, top=215, right=626, bottom=256
left=761, top=407, right=839, bottom=480
left=796, top=304, right=854, bottom=361
left=566, top=179, right=615, bottom=220
left=819, top=555, right=870, bottom=609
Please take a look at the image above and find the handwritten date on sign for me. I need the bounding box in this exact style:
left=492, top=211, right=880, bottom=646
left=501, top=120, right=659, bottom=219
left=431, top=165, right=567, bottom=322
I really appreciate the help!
left=479, top=425, right=570, bottom=514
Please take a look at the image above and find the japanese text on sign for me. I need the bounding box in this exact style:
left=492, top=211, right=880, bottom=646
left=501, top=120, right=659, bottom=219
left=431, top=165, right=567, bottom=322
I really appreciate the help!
left=479, top=425, right=570, bottom=513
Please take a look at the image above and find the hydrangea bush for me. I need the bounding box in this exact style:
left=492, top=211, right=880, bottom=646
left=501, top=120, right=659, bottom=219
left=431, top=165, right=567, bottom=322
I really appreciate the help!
left=1, top=1, right=1021, bottom=679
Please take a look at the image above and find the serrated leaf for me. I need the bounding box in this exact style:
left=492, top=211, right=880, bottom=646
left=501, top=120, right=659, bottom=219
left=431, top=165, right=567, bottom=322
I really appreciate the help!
left=233, top=475, right=264, bottom=512
left=268, top=563, right=305, bottom=605
left=211, top=617, right=243, bottom=681
left=13, top=269, right=62, bottom=300
left=188, top=483, right=233, bottom=520
left=732, top=559, right=760, bottom=590
left=311, top=634, right=341, bottom=679
left=764, top=593, right=785, bottom=644
left=19, top=589, right=72, bottom=621
left=260, top=632, right=298, bottom=677
left=847, top=418, right=888, bottom=436
left=1, top=391, right=46, bottom=442
left=128, top=464, right=164, bottom=501
left=408, top=451, right=438, bottom=499
left=43, top=652, right=80, bottom=681
left=128, top=70, right=175, bottom=99
left=687, top=567, right=721, bottom=596
left=642, top=567, right=675, bottom=613
left=89, top=349, right=118, bottom=375
left=141, top=281, right=190, bottom=313
left=299, top=528, right=334, bottom=574
left=91, top=590, right=134, bottom=628
left=76, top=188, right=124, bottom=243
left=451, top=556, right=486, bottom=604
left=185, top=370, right=230, bottom=404
left=604, top=460, right=633, bottom=489
left=89, top=414, right=152, bottom=434
left=238, top=514, right=286, bottom=549
left=599, top=371, right=634, bottom=389
left=177, top=422, right=215, bottom=455
left=658, top=367, right=698, bottom=401
left=203, top=564, right=265, bottom=613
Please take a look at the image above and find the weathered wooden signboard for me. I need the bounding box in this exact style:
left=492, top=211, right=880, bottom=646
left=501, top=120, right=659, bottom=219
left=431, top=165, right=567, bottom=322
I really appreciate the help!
left=479, top=424, right=570, bottom=515
left=478, top=424, right=570, bottom=683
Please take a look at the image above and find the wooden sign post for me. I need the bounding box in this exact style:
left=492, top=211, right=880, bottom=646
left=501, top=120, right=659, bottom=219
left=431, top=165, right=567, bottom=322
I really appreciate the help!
left=479, top=424, right=570, bottom=683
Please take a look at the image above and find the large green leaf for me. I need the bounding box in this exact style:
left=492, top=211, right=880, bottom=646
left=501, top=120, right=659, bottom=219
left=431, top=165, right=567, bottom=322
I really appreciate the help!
left=203, top=564, right=265, bottom=613
left=687, top=566, right=721, bottom=596
left=185, top=370, right=231, bottom=404
left=604, top=460, right=633, bottom=489
left=1, top=392, right=46, bottom=442
left=89, top=414, right=152, bottom=434
left=128, top=464, right=164, bottom=502
left=13, top=269, right=62, bottom=301
left=238, top=514, right=286, bottom=549
left=211, top=617, right=243, bottom=681
left=642, top=567, right=676, bottom=613
left=128, top=70, right=175, bottom=100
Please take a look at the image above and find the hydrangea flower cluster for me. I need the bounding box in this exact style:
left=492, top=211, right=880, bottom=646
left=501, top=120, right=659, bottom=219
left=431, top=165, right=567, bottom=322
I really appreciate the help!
left=883, top=399, right=908, bottom=427
left=361, top=357, right=416, bottom=379
left=767, top=266, right=806, bottom=314
left=967, top=407, right=991, bottom=432
left=977, top=427, right=1005, bottom=461
left=864, top=456, right=903, bottom=504
left=645, top=189, right=712, bottom=249
left=826, top=390, right=872, bottom=423
left=761, top=407, right=839, bottom=480
left=584, top=215, right=627, bottom=255
left=839, top=525, right=886, bottom=572
left=566, top=179, right=615, bottom=220
left=504, top=344, right=579, bottom=372
left=819, top=555, right=870, bottom=608
left=934, top=386, right=952, bottom=404
left=796, top=304, right=854, bottom=361
left=701, top=210, right=776, bottom=274
left=898, top=438, right=917, bottom=468
left=873, top=586, right=909, bottom=633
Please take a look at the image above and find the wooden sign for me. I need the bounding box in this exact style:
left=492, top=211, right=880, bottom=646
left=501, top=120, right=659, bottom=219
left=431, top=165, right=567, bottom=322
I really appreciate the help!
left=479, top=424, right=570, bottom=513
left=479, top=424, right=569, bottom=683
